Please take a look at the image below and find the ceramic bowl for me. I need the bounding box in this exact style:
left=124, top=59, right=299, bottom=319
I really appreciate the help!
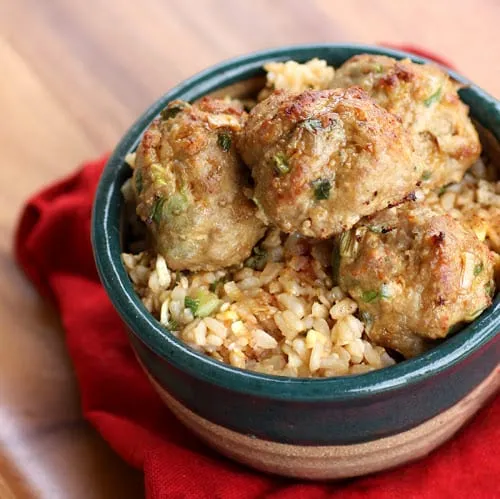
left=92, top=44, right=500, bottom=479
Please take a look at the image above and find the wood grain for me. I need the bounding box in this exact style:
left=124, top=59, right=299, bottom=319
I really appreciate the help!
left=0, top=1, right=498, bottom=496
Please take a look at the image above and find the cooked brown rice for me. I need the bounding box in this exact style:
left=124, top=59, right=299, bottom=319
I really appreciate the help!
left=258, top=58, right=335, bottom=101
left=122, top=228, right=397, bottom=376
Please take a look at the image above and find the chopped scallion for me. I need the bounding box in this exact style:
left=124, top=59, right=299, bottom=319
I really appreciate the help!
left=217, top=132, right=232, bottom=152
left=424, top=86, right=442, bottom=107
left=362, top=290, right=379, bottom=303
left=135, top=168, right=143, bottom=194
left=360, top=310, right=373, bottom=328
left=331, top=241, right=341, bottom=284
left=194, top=290, right=222, bottom=317
left=245, top=246, right=268, bottom=270
left=339, top=230, right=359, bottom=258
left=474, top=262, right=484, bottom=276
left=166, top=319, right=179, bottom=331
left=272, top=153, right=290, bottom=176
left=150, top=197, right=166, bottom=225
left=160, top=105, right=182, bottom=120
left=166, top=191, right=189, bottom=217
left=209, top=276, right=227, bottom=293
left=184, top=297, right=200, bottom=314
left=312, top=178, right=331, bottom=200
left=301, top=118, right=323, bottom=132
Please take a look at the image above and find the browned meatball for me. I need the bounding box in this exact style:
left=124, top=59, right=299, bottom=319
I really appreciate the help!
left=133, top=97, right=266, bottom=271
left=337, top=205, right=495, bottom=357
left=332, top=55, right=481, bottom=189
left=237, top=87, right=424, bottom=238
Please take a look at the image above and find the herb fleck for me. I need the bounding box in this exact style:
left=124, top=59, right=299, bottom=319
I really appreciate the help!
left=245, top=246, right=268, bottom=270
left=360, top=310, right=373, bottom=328
left=424, top=86, right=442, bottom=107
left=312, top=178, right=331, bottom=200
left=339, top=230, right=359, bottom=258
left=160, top=105, right=182, bottom=120
left=166, top=190, right=189, bottom=217
left=166, top=319, right=179, bottom=331
left=217, top=132, right=232, bottom=152
left=135, top=168, right=143, bottom=194
left=194, top=290, right=222, bottom=317
left=150, top=197, right=166, bottom=225
left=438, top=183, right=453, bottom=197
left=301, top=118, right=323, bottom=133
left=209, top=276, right=227, bottom=292
left=273, top=153, right=290, bottom=176
left=331, top=242, right=341, bottom=284
left=422, top=170, right=432, bottom=181
left=474, top=262, right=484, bottom=276
left=362, top=290, right=379, bottom=303
left=184, top=297, right=200, bottom=314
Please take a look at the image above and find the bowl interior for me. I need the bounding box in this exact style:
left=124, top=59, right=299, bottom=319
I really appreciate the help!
left=92, top=44, right=500, bottom=401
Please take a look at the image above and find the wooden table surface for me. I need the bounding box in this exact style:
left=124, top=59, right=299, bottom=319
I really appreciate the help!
left=1, top=1, right=499, bottom=497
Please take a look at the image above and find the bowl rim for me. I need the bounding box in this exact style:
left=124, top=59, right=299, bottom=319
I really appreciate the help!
left=92, top=43, right=500, bottom=402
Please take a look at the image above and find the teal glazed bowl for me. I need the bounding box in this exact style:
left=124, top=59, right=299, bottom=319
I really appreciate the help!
left=92, top=44, right=500, bottom=479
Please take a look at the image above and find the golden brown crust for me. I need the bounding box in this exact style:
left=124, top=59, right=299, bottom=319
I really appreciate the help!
left=332, top=55, right=481, bottom=189
left=237, top=87, right=424, bottom=238
left=338, top=205, right=495, bottom=357
left=134, top=98, right=266, bottom=271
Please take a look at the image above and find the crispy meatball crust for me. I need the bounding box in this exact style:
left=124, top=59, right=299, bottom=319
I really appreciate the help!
left=237, top=87, right=424, bottom=238
left=134, top=97, right=266, bottom=271
left=332, top=55, right=481, bottom=189
left=338, top=205, right=495, bottom=357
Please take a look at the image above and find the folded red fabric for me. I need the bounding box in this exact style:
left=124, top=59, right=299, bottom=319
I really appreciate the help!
left=379, top=44, right=454, bottom=68
left=15, top=50, right=499, bottom=498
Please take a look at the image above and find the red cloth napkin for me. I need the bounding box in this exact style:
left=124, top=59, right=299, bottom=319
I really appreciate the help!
left=380, top=44, right=454, bottom=68
left=15, top=50, right=500, bottom=498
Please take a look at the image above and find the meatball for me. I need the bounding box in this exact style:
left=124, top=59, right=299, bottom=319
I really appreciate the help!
left=337, top=205, right=495, bottom=357
left=133, top=97, right=266, bottom=271
left=332, top=55, right=481, bottom=189
left=237, top=87, right=424, bottom=238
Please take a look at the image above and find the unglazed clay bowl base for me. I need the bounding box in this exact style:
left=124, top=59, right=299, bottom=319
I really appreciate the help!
left=146, top=368, right=499, bottom=480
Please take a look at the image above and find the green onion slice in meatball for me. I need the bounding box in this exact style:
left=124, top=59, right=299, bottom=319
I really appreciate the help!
left=312, top=178, right=331, bottom=200
left=273, top=153, right=290, bottom=176
left=217, top=132, right=232, bottom=152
